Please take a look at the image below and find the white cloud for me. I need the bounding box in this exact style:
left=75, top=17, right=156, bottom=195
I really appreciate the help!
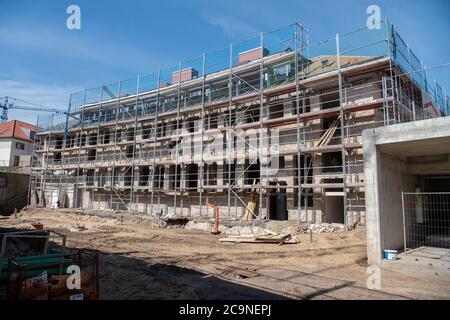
left=0, top=79, right=77, bottom=125
left=203, top=15, right=259, bottom=41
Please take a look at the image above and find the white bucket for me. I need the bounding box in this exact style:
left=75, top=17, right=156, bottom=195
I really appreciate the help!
left=384, top=249, right=398, bottom=260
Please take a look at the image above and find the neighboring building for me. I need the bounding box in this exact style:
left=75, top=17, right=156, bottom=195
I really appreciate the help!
left=30, top=22, right=449, bottom=222
left=0, top=120, right=37, bottom=167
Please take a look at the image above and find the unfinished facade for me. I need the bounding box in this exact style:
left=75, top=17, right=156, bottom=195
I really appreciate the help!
left=29, top=21, right=449, bottom=225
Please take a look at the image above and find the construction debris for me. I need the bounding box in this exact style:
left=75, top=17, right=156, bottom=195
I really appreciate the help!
left=4, top=207, right=449, bottom=300
left=307, top=223, right=349, bottom=233
left=154, top=217, right=189, bottom=228
left=68, top=224, right=87, bottom=232
left=219, top=232, right=299, bottom=244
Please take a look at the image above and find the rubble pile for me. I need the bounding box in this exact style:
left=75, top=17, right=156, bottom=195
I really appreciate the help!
left=307, top=223, right=350, bottom=233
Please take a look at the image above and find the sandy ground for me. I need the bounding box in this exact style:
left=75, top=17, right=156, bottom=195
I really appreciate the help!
left=1, top=208, right=449, bottom=300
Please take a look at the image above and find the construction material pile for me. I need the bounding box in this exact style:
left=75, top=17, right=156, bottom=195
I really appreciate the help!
left=307, top=223, right=349, bottom=233
left=219, top=229, right=300, bottom=244
left=5, top=250, right=99, bottom=300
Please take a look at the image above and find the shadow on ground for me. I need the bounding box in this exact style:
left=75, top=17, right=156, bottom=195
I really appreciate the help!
left=0, top=226, right=287, bottom=300
left=95, top=252, right=288, bottom=300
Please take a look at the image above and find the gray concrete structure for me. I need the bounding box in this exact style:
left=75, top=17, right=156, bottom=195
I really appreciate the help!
left=0, top=166, right=31, bottom=215
left=363, top=117, right=450, bottom=265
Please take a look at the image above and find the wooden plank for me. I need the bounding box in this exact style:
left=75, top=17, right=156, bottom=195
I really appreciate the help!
left=256, top=233, right=290, bottom=240
left=245, top=179, right=258, bottom=220
left=219, top=237, right=258, bottom=243
left=219, top=238, right=298, bottom=244
left=219, top=234, right=297, bottom=244
left=317, top=115, right=341, bottom=147
left=262, top=229, right=278, bottom=236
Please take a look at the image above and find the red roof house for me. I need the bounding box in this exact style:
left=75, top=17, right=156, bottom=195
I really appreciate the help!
left=0, top=120, right=37, bottom=142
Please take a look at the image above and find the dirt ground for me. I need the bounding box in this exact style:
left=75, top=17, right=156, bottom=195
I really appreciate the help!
left=1, top=208, right=449, bottom=300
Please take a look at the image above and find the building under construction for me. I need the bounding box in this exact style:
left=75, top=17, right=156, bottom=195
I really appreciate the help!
left=29, top=21, right=449, bottom=225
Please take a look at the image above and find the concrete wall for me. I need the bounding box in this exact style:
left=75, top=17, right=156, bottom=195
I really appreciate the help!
left=0, top=169, right=30, bottom=215
left=378, top=152, right=419, bottom=253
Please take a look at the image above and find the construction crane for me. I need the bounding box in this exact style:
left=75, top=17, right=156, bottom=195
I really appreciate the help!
left=0, top=96, right=69, bottom=124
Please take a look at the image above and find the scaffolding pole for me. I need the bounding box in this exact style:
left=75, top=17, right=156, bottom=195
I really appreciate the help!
left=91, top=87, right=104, bottom=208
left=199, top=54, right=206, bottom=218
left=294, top=24, right=302, bottom=224
left=150, top=69, right=162, bottom=216
left=228, top=43, right=233, bottom=218
left=129, top=75, right=141, bottom=213
left=30, top=21, right=443, bottom=226
left=173, top=61, right=183, bottom=215
left=336, top=33, right=349, bottom=225
left=259, top=32, right=264, bottom=220
left=74, top=89, right=87, bottom=209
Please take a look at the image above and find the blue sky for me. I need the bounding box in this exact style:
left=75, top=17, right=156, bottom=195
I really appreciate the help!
left=1, top=0, right=449, bottom=124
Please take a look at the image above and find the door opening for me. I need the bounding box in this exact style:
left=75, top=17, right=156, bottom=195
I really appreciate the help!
left=324, top=194, right=344, bottom=223
left=268, top=181, right=287, bottom=220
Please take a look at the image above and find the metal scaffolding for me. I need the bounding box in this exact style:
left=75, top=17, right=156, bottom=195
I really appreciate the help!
left=29, top=20, right=450, bottom=225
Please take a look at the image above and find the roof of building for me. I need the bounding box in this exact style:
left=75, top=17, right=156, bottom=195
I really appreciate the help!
left=307, top=55, right=377, bottom=76
left=0, top=120, right=37, bottom=142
